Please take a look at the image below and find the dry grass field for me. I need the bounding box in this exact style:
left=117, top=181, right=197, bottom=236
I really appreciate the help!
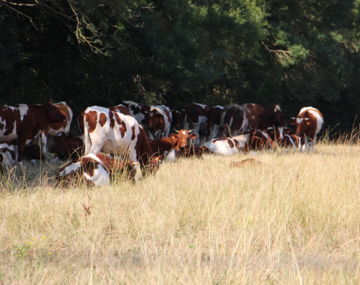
left=0, top=143, right=359, bottom=284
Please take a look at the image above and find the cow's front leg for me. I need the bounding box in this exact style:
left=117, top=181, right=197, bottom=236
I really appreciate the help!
left=40, top=132, right=55, bottom=160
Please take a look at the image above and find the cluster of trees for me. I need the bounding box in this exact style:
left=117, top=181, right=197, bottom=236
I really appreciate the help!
left=0, top=0, right=359, bottom=130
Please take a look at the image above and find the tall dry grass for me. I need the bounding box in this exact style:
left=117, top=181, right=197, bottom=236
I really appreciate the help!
left=0, top=143, right=359, bottom=284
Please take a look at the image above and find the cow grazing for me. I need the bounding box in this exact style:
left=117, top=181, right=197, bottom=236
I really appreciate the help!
left=147, top=105, right=173, bottom=138
left=293, top=107, right=324, bottom=151
left=47, top=102, right=73, bottom=136
left=0, top=143, right=17, bottom=172
left=0, top=103, right=66, bottom=161
left=49, top=134, right=84, bottom=160
left=83, top=106, right=159, bottom=181
left=184, top=103, right=210, bottom=144
left=56, top=153, right=138, bottom=187
left=207, top=105, right=225, bottom=140
left=204, top=135, right=248, bottom=155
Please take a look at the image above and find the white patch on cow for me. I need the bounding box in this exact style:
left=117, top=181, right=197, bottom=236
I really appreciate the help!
left=274, top=105, right=281, bottom=112
left=18, top=104, right=29, bottom=121
left=59, top=162, right=81, bottom=176
left=193, top=102, right=208, bottom=109
left=214, top=105, right=225, bottom=110
left=0, top=143, right=17, bottom=167
left=278, top=127, right=284, bottom=140
left=204, top=136, right=246, bottom=156
left=296, top=118, right=303, bottom=124
left=164, top=149, right=177, bottom=161
left=83, top=164, right=110, bottom=187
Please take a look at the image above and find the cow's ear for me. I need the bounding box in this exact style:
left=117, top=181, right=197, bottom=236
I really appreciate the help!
left=190, top=133, right=197, bottom=139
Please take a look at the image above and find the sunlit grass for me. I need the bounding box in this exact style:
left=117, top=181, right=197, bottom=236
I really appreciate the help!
left=0, top=143, right=359, bottom=284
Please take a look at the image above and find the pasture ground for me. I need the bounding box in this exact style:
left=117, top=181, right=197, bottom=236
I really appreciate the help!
left=0, top=143, right=359, bottom=284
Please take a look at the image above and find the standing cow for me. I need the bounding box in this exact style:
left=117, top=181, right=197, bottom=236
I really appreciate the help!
left=0, top=103, right=66, bottom=161
left=83, top=106, right=159, bottom=181
left=293, top=107, right=324, bottom=151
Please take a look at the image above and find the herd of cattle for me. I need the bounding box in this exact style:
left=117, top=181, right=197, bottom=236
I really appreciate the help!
left=0, top=101, right=324, bottom=186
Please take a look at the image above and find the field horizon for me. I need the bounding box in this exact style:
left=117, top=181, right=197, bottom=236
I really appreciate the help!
left=0, top=143, right=359, bottom=284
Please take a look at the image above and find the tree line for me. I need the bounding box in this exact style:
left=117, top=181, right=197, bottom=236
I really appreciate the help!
left=0, top=0, right=359, bottom=131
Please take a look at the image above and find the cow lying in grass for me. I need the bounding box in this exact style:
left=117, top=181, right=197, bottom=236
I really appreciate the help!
left=56, top=153, right=144, bottom=187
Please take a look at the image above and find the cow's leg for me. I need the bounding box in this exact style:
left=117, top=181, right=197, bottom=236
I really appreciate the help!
left=40, top=132, right=55, bottom=160
left=129, top=150, right=142, bottom=182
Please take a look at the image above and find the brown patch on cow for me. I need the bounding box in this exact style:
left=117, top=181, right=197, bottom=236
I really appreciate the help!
left=99, top=113, right=107, bottom=127
left=109, top=110, right=115, bottom=129
left=114, top=112, right=121, bottom=125
left=131, top=126, right=136, bottom=140
left=85, top=111, right=98, bottom=133
left=119, top=122, right=127, bottom=137
left=164, top=109, right=172, bottom=123
left=230, top=158, right=261, bottom=168
left=111, top=105, right=131, bottom=116
left=48, top=103, right=70, bottom=130
left=227, top=138, right=234, bottom=148
left=80, top=157, right=98, bottom=177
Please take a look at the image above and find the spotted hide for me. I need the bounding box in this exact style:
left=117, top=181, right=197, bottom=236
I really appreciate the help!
left=0, top=103, right=66, bottom=161
left=83, top=106, right=158, bottom=181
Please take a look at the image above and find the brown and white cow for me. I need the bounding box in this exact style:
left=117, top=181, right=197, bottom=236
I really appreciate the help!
left=243, top=103, right=286, bottom=131
left=150, top=129, right=197, bottom=161
left=183, top=103, right=211, bottom=144
left=0, top=143, right=17, bottom=172
left=207, top=105, right=225, bottom=140
left=48, top=102, right=73, bottom=136
left=176, top=145, right=210, bottom=159
left=293, top=107, right=324, bottom=151
left=56, top=153, right=138, bottom=187
left=83, top=106, right=159, bottom=181
left=222, top=103, right=286, bottom=136
left=147, top=105, right=173, bottom=139
left=204, top=135, right=248, bottom=155
left=0, top=103, right=66, bottom=161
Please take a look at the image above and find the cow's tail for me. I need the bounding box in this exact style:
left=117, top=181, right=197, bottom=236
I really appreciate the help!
left=83, top=113, right=92, bottom=155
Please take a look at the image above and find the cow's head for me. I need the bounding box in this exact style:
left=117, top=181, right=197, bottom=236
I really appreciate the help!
left=44, top=102, right=66, bottom=124
left=172, top=129, right=197, bottom=149
left=273, top=105, right=287, bottom=126
left=294, top=117, right=311, bottom=136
